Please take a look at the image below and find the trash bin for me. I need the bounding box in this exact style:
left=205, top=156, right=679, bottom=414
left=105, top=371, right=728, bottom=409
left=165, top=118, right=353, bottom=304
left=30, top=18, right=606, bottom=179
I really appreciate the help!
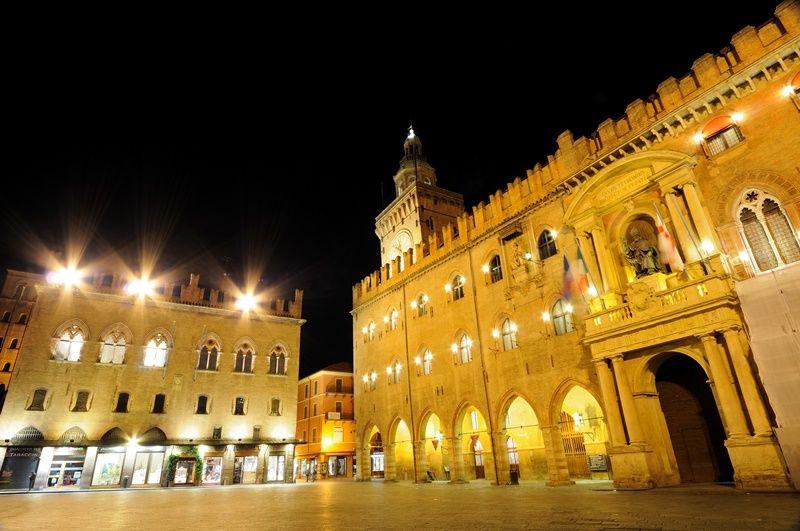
left=122, top=476, right=130, bottom=488
left=509, top=469, right=519, bottom=485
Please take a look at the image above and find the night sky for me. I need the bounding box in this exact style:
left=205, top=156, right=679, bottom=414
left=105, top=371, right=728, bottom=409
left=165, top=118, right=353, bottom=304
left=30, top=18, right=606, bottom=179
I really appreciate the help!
left=2, top=4, right=780, bottom=376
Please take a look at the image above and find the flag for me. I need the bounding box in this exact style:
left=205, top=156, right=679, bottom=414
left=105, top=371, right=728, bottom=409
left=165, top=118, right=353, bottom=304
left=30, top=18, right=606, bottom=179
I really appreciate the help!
left=654, top=202, right=684, bottom=272
left=575, top=244, right=591, bottom=294
left=562, top=254, right=574, bottom=300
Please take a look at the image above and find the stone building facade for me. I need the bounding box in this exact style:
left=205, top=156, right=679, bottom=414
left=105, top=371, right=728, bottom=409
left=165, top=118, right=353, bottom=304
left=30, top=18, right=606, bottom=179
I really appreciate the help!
left=0, top=270, right=40, bottom=411
left=352, top=2, right=800, bottom=490
left=294, top=362, right=356, bottom=480
left=0, top=271, right=303, bottom=490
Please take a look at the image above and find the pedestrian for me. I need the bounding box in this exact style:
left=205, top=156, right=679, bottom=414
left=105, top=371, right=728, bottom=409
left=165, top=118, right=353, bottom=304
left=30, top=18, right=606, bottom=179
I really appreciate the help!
left=28, top=471, right=36, bottom=491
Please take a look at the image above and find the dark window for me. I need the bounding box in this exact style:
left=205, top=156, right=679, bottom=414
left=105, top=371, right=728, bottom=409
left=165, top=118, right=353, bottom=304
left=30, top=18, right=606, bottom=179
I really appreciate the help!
left=335, top=379, right=343, bottom=393
left=235, top=350, right=253, bottom=373
left=490, top=255, right=503, bottom=283
left=212, top=426, right=222, bottom=439
left=101, top=274, right=113, bottom=287
left=537, top=231, right=558, bottom=260
left=304, top=385, right=309, bottom=398
left=196, top=395, right=209, bottom=414
left=198, top=346, right=218, bottom=370
left=234, top=397, right=246, bottom=415
left=9, top=339, right=18, bottom=349
left=172, top=285, right=181, bottom=297
left=115, top=392, right=130, bottom=413
left=252, top=425, right=261, bottom=439
left=270, top=398, right=281, bottom=416
left=152, top=394, right=166, bottom=414
left=202, top=288, right=211, bottom=301
left=2, top=362, right=10, bottom=372
left=17, top=314, right=27, bottom=325
left=303, top=406, right=308, bottom=419
left=268, top=353, right=278, bottom=374
left=0, top=337, right=4, bottom=349
left=1, top=312, right=9, bottom=322
left=72, top=391, right=90, bottom=412
left=13, top=285, right=26, bottom=299
left=335, top=402, right=342, bottom=414
left=28, top=389, right=47, bottom=411
left=277, top=354, right=286, bottom=375
left=313, top=403, right=317, bottom=416
left=217, top=292, right=225, bottom=303
left=314, top=381, right=318, bottom=395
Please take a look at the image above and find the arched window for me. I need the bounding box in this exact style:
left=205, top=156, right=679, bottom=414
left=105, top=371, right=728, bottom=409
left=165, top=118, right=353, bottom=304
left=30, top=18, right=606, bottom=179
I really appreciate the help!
left=490, top=255, right=503, bottom=283
left=738, top=190, right=800, bottom=272
left=501, top=318, right=517, bottom=350
left=368, top=321, right=376, bottom=341
left=55, top=326, right=84, bottom=361
left=387, top=361, right=402, bottom=384
left=389, top=308, right=399, bottom=331
left=17, top=313, right=27, bottom=324
left=454, top=334, right=472, bottom=364
left=422, top=350, right=433, bottom=375
left=268, top=346, right=286, bottom=375
left=2, top=362, right=10, bottom=372
left=198, top=341, right=219, bottom=371
left=9, top=339, right=18, bottom=349
left=451, top=275, right=466, bottom=301
left=552, top=299, right=574, bottom=336
left=537, top=230, right=558, bottom=260
left=235, top=344, right=255, bottom=373
left=1, top=312, right=9, bottom=322
left=99, top=332, right=127, bottom=364
left=415, top=294, right=429, bottom=317
left=144, top=334, right=168, bottom=367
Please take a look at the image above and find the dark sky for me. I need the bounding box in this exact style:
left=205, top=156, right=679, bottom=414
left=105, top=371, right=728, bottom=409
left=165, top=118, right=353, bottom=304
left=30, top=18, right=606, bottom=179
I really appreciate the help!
left=2, top=4, right=780, bottom=376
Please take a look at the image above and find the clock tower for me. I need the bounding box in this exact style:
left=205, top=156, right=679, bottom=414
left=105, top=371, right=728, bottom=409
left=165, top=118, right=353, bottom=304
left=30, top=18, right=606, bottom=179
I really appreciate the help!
left=376, top=127, right=465, bottom=271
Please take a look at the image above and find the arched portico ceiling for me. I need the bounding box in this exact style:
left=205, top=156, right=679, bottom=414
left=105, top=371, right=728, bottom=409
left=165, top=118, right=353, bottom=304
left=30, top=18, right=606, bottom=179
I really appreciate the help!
left=563, top=150, right=696, bottom=225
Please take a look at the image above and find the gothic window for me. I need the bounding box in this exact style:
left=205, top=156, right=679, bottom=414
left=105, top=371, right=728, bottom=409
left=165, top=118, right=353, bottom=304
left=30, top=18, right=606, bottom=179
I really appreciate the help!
left=368, top=321, right=376, bottom=341
left=538, top=230, right=558, bottom=260
left=99, top=332, right=127, bottom=364
left=389, top=308, right=399, bottom=331
left=17, top=313, right=27, bottom=324
left=144, top=334, right=168, bottom=367
left=388, top=361, right=402, bottom=384
left=422, top=349, right=433, bottom=375
left=235, top=346, right=255, bottom=373
left=456, top=334, right=472, bottom=364
left=415, top=294, right=429, bottom=317
left=738, top=190, right=800, bottom=272
left=490, top=255, right=503, bottom=283
left=268, top=346, right=286, bottom=375
left=451, top=275, right=466, bottom=301
left=27, top=388, right=47, bottom=411
left=115, top=392, right=130, bottom=413
left=72, top=390, right=90, bottom=412
left=55, top=326, right=84, bottom=361
left=198, top=342, right=220, bottom=371
left=501, top=318, right=517, bottom=351
left=552, top=299, right=574, bottom=336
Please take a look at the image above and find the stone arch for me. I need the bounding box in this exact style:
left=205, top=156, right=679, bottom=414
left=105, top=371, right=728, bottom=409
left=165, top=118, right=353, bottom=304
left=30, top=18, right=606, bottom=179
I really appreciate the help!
left=453, top=401, right=494, bottom=482
left=52, top=317, right=90, bottom=339
left=497, top=391, right=548, bottom=481
left=712, top=169, right=800, bottom=226
left=138, top=427, right=167, bottom=445
left=387, top=416, right=414, bottom=481
left=232, top=336, right=258, bottom=355
left=12, top=426, right=44, bottom=443
left=359, top=423, right=384, bottom=480
left=100, top=427, right=129, bottom=445
left=59, top=426, right=87, bottom=444
left=417, top=408, right=448, bottom=482
left=635, top=347, right=710, bottom=395
left=98, top=322, right=133, bottom=343
left=550, top=377, right=604, bottom=426
left=197, top=331, right=224, bottom=351
left=143, top=327, right=174, bottom=347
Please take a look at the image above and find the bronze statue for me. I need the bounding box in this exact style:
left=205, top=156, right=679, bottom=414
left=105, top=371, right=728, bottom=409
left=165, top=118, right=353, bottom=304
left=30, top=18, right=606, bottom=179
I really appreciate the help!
left=623, top=228, right=661, bottom=277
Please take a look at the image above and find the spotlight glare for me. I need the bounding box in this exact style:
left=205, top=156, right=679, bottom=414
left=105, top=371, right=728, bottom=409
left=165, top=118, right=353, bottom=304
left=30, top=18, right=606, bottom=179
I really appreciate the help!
left=236, top=293, right=258, bottom=312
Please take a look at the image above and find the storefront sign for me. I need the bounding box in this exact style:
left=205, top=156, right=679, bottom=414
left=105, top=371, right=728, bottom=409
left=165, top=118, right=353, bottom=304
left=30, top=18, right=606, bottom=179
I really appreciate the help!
left=587, top=454, right=608, bottom=471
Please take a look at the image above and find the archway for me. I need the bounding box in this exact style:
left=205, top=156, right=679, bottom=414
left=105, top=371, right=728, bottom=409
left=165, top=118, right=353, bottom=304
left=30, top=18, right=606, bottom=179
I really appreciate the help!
left=656, top=354, right=733, bottom=483
left=457, top=405, right=493, bottom=481
left=367, top=428, right=384, bottom=478
left=559, top=386, right=609, bottom=480
left=390, top=419, right=414, bottom=481
left=502, top=396, right=547, bottom=480
left=420, top=413, right=448, bottom=481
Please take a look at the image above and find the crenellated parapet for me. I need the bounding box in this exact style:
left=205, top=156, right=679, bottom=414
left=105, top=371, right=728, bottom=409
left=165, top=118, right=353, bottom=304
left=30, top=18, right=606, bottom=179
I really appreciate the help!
left=353, top=2, right=800, bottom=307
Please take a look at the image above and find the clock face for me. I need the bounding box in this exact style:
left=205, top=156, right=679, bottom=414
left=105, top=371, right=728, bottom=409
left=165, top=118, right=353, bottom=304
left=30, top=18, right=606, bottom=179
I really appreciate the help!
left=392, top=233, right=413, bottom=255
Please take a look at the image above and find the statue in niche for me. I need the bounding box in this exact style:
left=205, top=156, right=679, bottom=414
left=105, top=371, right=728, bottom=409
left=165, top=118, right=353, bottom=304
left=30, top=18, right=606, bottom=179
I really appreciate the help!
left=511, top=242, right=525, bottom=269
left=622, top=224, right=661, bottom=278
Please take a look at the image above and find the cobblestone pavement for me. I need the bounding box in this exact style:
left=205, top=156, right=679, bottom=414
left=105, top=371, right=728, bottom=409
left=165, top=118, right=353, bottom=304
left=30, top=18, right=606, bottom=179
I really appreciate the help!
left=0, top=480, right=798, bottom=530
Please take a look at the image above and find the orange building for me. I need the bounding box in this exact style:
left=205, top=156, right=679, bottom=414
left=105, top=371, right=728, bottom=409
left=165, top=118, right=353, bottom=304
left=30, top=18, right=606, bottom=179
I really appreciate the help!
left=295, top=363, right=356, bottom=480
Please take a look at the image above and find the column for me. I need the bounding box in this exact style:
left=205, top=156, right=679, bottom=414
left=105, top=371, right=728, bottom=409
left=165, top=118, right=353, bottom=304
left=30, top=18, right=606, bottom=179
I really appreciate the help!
left=540, top=425, right=572, bottom=485
left=682, top=182, right=720, bottom=250
left=384, top=442, right=396, bottom=481
left=722, top=327, right=772, bottom=436
left=490, top=432, right=510, bottom=485
left=663, top=192, right=701, bottom=263
left=699, top=333, right=749, bottom=437
left=610, top=355, right=646, bottom=444
left=413, top=440, right=428, bottom=483
left=591, top=226, right=621, bottom=292
left=357, top=445, right=371, bottom=481
left=447, top=436, right=467, bottom=483
left=80, top=447, right=98, bottom=489
left=594, top=359, right=627, bottom=446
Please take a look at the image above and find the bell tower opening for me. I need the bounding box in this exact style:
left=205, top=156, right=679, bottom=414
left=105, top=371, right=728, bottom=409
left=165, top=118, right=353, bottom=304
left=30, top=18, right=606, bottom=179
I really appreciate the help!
left=656, top=354, right=733, bottom=484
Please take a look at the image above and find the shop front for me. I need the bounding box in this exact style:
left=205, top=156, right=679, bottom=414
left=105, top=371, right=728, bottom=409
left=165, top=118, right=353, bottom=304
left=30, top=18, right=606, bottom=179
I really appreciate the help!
left=91, top=447, right=127, bottom=487
left=233, top=450, right=258, bottom=484
left=47, top=448, right=85, bottom=488
left=202, top=452, right=224, bottom=485
left=266, top=453, right=285, bottom=482
left=131, top=447, right=165, bottom=487
left=0, top=447, right=41, bottom=489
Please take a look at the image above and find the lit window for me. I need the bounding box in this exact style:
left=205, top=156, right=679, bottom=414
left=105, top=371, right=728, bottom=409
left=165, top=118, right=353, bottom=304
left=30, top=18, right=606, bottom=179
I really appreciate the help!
left=423, top=350, right=433, bottom=375
left=389, top=309, right=399, bottom=331
left=452, top=275, right=465, bottom=301
left=501, top=318, right=517, bottom=350
left=537, top=231, right=557, bottom=260
left=416, top=294, right=428, bottom=317
left=704, top=125, right=744, bottom=156
left=458, top=334, right=472, bottom=364
left=490, top=255, right=503, bottom=283
left=99, top=332, right=126, bottom=364
left=738, top=190, right=800, bottom=271
left=389, top=361, right=402, bottom=384
left=55, top=326, right=84, bottom=362
left=144, top=335, right=168, bottom=367
left=552, top=299, right=574, bottom=336
left=368, top=321, right=376, bottom=341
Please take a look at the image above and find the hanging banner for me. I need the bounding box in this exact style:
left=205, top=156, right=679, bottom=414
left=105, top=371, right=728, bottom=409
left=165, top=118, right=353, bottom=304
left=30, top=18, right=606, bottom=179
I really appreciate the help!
left=432, top=439, right=439, bottom=451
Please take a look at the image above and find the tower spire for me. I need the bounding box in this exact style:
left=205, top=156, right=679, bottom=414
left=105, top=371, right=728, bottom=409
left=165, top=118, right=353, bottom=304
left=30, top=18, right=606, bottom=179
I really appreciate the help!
left=394, top=126, right=436, bottom=196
